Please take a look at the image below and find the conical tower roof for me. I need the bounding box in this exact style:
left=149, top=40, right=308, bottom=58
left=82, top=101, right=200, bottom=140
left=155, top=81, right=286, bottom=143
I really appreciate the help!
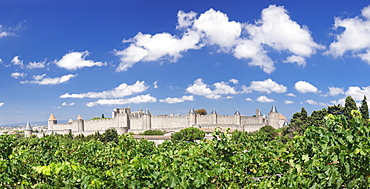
left=270, top=105, right=278, bottom=113
left=25, top=122, right=32, bottom=131
left=77, top=115, right=83, bottom=120
left=211, top=109, right=217, bottom=114
left=68, top=118, right=73, bottom=123
left=145, top=108, right=151, bottom=115
left=48, top=113, right=57, bottom=121
left=189, top=107, right=195, bottom=114
left=234, top=109, right=241, bottom=116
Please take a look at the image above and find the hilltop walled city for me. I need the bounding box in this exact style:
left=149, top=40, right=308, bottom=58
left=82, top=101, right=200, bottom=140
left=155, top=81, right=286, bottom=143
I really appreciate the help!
left=25, top=105, right=289, bottom=137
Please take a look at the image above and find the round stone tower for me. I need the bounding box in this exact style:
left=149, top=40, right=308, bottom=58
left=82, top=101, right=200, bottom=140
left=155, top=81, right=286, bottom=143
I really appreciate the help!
left=24, top=122, right=32, bottom=137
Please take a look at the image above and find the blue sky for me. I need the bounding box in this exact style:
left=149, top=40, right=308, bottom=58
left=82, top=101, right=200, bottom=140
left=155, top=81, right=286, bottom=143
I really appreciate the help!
left=1, top=0, right=370, bottom=125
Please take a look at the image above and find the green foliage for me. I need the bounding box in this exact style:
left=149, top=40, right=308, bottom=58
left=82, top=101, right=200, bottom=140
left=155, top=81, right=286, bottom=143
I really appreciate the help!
left=90, top=117, right=111, bottom=120
left=258, top=125, right=276, bottom=139
left=360, top=95, right=369, bottom=119
left=344, top=96, right=357, bottom=119
left=142, top=130, right=164, bottom=135
left=1, top=113, right=370, bottom=188
left=171, top=127, right=205, bottom=142
left=195, top=109, right=207, bottom=115
left=100, top=129, right=118, bottom=144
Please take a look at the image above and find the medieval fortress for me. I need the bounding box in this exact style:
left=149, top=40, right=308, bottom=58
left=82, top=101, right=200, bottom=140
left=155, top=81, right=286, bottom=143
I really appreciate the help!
left=45, top=106, right=287, bottom=136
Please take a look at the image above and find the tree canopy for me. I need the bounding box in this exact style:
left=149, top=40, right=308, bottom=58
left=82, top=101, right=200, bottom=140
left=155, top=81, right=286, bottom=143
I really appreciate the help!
left=171, top=127, right=205, bottom=142
left=195, top=109, right=207, bottom=115
left=359, top=95, right=369, bottom=119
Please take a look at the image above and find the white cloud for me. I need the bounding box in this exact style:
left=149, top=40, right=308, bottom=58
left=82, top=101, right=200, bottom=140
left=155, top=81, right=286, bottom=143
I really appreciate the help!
left=331, top=98, right=346, bottom=106
left=177, top=10, right=197, bottom=29
left=248, top=78, right=287, bottom=94
left=286, top=93, right=296, bottom=97
left=306, top=99, right=329, bottom=106
left=229, top=78, right=239, bottom=84
left=153, top=81, right=159, bottom=89
left=60, top=80, right=148, bottom=98
left=306, top=99, right=318, bottom=105
left=186, top=78, right=238, bottom=99
left=21, top=74, right=77, bottom=85
left=0, top=102, right=4, bottom=107
left=245, top=98, right=253, bottom=101
left=284, top=100, right=294, bottom=104
left=246, top=5, right=323, bottom=57
left=283, top=55, right=306, bottom=67
left=328, top=87, right=344, bottom=96
left=256, top=96, right=275, bottom=103
left=11, top=56, right=24, bottom=68
left=233, top=39, right=275, bottom=74
left=115, top=30, right=201, bottom=71
left=326, top=5, right=370, bottom=61
left=86, top=94, right=157, bottom=107
left=159, top=95, right=194, bottom=104
left=27, top=61, right=46, bottom=69
left=294, top=81, right=319, bottom=93
left=193, top=8, right=242, bottom=48
left=345, top=86, right=370, bottom=101
left=62, top=102, right=75, bottom=106
left=55, top=51, right=106, bottom=70
left=11, top=72, right=26, bottom=79
left=115, top=6, right=321, bottom=73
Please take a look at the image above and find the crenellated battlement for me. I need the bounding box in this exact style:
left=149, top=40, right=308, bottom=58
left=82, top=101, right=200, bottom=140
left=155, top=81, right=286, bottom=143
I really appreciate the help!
left=46, top=106, right=287, bottom=136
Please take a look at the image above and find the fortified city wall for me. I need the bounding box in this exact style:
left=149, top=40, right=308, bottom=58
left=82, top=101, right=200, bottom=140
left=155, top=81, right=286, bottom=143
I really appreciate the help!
left=45, top=106, right=287, bottom=136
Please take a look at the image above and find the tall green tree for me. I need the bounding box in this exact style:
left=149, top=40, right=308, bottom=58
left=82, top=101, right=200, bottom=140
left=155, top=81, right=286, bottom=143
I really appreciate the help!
left=344, top=96, right=357, bottom=120
left=300, top=107, right=308, bottom=122
left=359, top=95, right=369, bottom=119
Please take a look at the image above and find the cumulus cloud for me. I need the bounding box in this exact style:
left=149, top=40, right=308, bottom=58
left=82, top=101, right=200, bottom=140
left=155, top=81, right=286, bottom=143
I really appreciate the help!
left=326, top=5, right=370, bottom=62
left=247, top=78, right=287, bottom=94
left=306, top=99, right=329, bottom=106
left=159, top=95, right=194, bottom=104
left=86, top=94, right=157, bottom=107
left=11, top=72, right=26, bottom=79
left=186, top=78, right=238, bottom=99
left=0, top=102, right=4, bottom=107
left=55, top=51, right=106, bottom=70
left=115, top=30, right=201, bottom=71
left=245, top=98, right=253, bottom=101
left=247, top=5, right=323, bottom=56
left=177, top=10, right=197, bottom=29
left=193, top=8, right=242, bottom=48
left=306, top=99, right=318, bottom=105
left=286, top=93, right=296, bottom=97
left=233, top=39, right=275, bottom=73
left=21, top=74, right=77, bottom=85
left=256, top=96, right=275, bottom=103
left=331, top=98, right=346, bottom=106
left=345, top=86, right=370, bottom=101
left=27, top=61, right=46, bottom=69
left=328, top=86, right=345, bottom=96
left=294, top=81, right=319, bottom=93
left=60, top=81, right=148, bottom=98
left=285, top=100, right=294, bottom=104
left=115, top=6, right=321, bottom=73
left=11, top=56, right=24, bottom=68
left=283, top=55, right=306, bottom=67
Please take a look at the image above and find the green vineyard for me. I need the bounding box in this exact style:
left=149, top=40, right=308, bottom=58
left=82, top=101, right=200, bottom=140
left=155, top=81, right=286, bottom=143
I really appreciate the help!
left=1, top=112, right=369, bottom=188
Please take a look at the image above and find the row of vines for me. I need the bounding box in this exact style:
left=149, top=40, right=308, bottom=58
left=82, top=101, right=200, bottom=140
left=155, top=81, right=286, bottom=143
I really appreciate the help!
left=1, top=112, right=369, bottom=188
